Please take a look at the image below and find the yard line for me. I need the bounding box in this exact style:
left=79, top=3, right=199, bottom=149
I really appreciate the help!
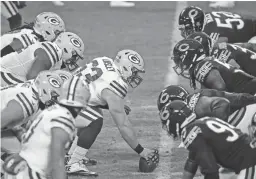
left=156, top=1, right=187, bottom=179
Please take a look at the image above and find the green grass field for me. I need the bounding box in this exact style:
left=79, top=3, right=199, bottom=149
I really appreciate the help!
left=1, top=1, right=256, bottom=179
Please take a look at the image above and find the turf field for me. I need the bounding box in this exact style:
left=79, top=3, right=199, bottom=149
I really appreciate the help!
left=1, top=1, right=256, bottom=179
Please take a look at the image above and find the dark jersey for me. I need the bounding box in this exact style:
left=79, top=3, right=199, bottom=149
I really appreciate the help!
left=212, top=42, right=256, bottom=77
left=182, top=117, right=256, bottom=175
left=204, top=11, right=256, bottom=43
left=193, top=57, right=255, bottom=93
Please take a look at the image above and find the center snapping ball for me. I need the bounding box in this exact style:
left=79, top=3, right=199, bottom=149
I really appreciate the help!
left=139, top=153, right=159, bottom=173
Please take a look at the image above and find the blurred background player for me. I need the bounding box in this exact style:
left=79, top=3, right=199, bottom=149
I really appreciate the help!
left=0, top=31, right=84, bottom=86
left=1, top=1, right=26, bottom=30
left=209, top=1, right=235, bottom=8
left=2, top=76, right=90, bottom=179
left=110, top=1, right=135, bottom=7
left=1, top=12, right=65, bottom=57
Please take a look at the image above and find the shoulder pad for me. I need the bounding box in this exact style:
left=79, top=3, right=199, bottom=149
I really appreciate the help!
left=181, top=125, right=202, bottom=149
left=41, top=41, right=62, bottom=66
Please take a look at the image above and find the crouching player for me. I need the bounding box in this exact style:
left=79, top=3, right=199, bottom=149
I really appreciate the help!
left=159, top=100, right=256, bottom=179
left=2, top=76, right=90, bottom=179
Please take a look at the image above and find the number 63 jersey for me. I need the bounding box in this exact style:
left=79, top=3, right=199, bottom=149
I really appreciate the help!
left=74, top=57, right=128, bottom=107
left=204, top=11, right=256, bottom=43
left=182, top=117, right=256, bottom=174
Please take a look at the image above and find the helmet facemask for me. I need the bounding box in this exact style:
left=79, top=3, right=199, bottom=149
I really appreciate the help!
left=172, top=53, right=192, bottom=79
left=126, top=66, right=145, bottom=88
left=64, top=50, right=84, bottom=71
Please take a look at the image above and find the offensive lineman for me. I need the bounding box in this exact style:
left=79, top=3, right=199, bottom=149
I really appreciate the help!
left=1, top=12, right=65, bottom=57
left=2, top=76, right=90, bottom=179
left=0, top=31, right=84, bottom=86
left=159, top=100, right=256, bottom=179
left=66, top=50, right=158, bottom=176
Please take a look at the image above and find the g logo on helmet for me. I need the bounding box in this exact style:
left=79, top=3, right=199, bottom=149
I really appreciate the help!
left=48, top=77, right=61, bottom=88
left=59, top=73, right=69, bottom=81
left=48, top=17, right=60, bottom=26
left=128, top=54, right=140, bottom=64
left=178, top=43, right=189, bottom=52
left=70, top=37, right=81, bottom=48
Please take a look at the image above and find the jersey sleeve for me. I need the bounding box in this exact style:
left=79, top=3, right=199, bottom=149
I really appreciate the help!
left=41, top=41, right=62, bottom=67
left=14, top=29, right=36, bottom=48
left=50, top=114, right=75, bottom=140
left=98, top=70, right=128, bottom=99
left=15, top=87, right=39, bottom=119
left=193, top=60, right=213, bottom=84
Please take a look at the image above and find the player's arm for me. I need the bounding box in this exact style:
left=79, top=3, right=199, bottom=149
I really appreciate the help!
left=26, top=48, right=52, bottom=80
left=204, top=69, right=226, bottom=91
left=235, top=43, right=256, bottom=53
left=50, top=127, right=69, bottom=179
left=188, top=135, right=220, bottom=179
left=102, top=88, right=139, bottom=149
left=1, top=100, right=25, bottom=129
left=182, top=152, right=198, bottom=179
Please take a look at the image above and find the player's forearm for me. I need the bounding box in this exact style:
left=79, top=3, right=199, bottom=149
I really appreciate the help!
left=224, top=92, right=256, bottom=112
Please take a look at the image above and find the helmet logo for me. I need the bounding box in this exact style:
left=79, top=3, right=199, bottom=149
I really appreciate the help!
left=178, top=43, right=189, bottom=52
left=128, top=54, right=140, bottom=64
left=48, top=17, right=60, bottom=26
left=48, top=77, right=61, bottom=88
left=188, top=9, right=198, bottom=19
left=59, top=73, right=69, bottom=81
left=194, top=36, right=203, bottom=43
left=70, top=37, right=81, bottom=48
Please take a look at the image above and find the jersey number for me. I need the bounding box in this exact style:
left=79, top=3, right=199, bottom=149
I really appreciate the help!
left=206, top=119, right=239, bottom=142
left=212, top=12, right=244, bottom=30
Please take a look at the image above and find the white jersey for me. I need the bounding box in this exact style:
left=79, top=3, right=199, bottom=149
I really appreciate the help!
left=1, top=80, right=39, bottom=128
left=0, top=41, right=63, bottom=82
left=1, top=28, right=38, bottom=51
left=75, top=57, right=128, bottom=107
left=19, top=104, right=76, bottom=176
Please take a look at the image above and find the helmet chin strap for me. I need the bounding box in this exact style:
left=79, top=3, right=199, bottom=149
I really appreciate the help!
left=181, top=113, right=197, bottom=129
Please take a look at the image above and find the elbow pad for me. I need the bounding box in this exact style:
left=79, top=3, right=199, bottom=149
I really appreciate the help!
left=184, top=159, right=198, bottom=174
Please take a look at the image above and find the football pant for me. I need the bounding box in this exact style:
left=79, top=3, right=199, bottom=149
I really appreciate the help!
left=75, top=105, right=103, bottom=128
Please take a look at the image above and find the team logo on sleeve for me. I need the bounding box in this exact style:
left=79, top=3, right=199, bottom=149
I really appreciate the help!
left=70, top=38, right=81, bottom=48
left=128, top=54, right=140, bottom=64
left=48, top=17, right=60, bottom=25
left=48, top=77, right=61, bottom=88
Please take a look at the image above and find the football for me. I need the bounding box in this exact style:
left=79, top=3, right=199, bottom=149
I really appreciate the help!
left=138, top=154, right=159, bottom=173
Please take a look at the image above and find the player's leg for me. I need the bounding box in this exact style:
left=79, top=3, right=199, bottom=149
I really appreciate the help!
left=1, top=2, right=22, bottom=30
left=66, top=106, right=102, bottom=176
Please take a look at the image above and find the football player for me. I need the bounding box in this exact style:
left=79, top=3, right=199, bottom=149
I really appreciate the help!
left=66, top=50, right=158, bottom=176
left=1, top=1, right=26, bottom=30
left=172, top=39, right=256, bottom=95
left=187, top=32, right=256, bottom=77
left=1, top=12, right=65, bottom=57
left=178, top=6, right=256, bottom=51
left=159, top=100, right=256, bottom=179
left=0, top=31, right=84, bottom=86
left=2, top=76, right=90, bottom=179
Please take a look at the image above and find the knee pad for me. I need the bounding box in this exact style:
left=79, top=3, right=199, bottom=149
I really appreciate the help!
left=7, top=13, right=22, bottom=30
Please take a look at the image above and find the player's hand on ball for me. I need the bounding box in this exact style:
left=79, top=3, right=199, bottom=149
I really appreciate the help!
left=140, top=148, right=159, bottom=163
left=139, top=149, right=159, bottom=173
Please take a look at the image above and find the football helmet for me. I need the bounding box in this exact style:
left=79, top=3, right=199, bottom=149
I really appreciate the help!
left=187, top=32, right=213, bottom=56
left=179, top=6, right=205, bottom=38
left=157, top=85, right=189, bottom=111
left=172, top=39, right=206, bottom=79
left=34, top=70, right=63, bottom=106
left=114, top=49, right=145, bottom=88
left=55, top=32, right=85, bottom=71
left=33, top=12, right=65, bottom=41
left=58, top=76, right=90, bottom=108
left=53, top=69, right=73, bottom=82
left=159, top=100, right=194, bottom=139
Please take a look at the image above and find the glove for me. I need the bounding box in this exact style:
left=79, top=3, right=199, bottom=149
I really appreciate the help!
left=140, top=148, right=159, bottom=164
left=124, top=105, right=131, bottom=115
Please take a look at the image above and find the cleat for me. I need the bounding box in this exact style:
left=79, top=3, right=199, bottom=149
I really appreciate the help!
left=82, top=157, right=97, bottom=166
left=66, top=160, right=98, bottom=176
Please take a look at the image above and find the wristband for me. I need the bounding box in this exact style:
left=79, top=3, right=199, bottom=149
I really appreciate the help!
left=134, top=144, right=144, bottom=154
